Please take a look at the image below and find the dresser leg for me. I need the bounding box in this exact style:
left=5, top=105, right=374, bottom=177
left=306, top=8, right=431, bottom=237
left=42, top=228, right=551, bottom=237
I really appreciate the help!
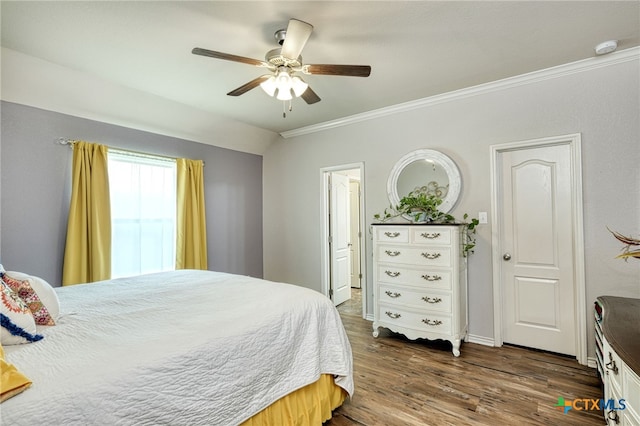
left=372, top=323, right=380, bottom=338
left=452, top=339, right=461, bottom=357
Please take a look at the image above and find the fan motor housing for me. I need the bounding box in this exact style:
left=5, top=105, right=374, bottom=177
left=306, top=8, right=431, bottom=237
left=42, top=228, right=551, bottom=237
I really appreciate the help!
left=265, top=48, right=302, bottom=67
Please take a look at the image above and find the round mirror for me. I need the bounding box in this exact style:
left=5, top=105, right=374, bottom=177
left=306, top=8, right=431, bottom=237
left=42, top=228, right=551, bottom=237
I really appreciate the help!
left=387, top=149, right=461, bottom=214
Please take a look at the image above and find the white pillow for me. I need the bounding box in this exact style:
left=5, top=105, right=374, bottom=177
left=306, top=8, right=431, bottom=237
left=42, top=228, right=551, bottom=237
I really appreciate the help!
left=0, top=280, right=43, bottom=345
left=6, top=271, right=60, bottom=323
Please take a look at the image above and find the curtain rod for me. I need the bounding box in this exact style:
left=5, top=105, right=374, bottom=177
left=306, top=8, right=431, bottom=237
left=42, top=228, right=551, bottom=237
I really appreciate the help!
left=55, top=138, right=204, bottom=165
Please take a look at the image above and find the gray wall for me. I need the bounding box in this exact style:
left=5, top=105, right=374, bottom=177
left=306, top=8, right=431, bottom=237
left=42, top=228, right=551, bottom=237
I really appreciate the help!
left=263, top=56, right=640, bottom=359
left=0, top=101, right=263, bottom=286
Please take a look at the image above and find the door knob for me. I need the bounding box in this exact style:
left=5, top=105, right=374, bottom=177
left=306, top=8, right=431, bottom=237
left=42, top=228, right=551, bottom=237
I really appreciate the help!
left=503, top=253, right=511, bottom=261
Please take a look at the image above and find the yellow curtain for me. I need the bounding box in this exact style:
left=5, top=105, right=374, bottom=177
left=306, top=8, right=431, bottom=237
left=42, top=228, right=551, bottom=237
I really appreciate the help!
left=62, top=142, right=111, bottom=286
left=176, top=158, right=208, bottom=270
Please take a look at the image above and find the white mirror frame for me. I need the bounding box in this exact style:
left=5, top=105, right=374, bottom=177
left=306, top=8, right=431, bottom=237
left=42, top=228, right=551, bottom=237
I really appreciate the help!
left=387, top=149, right=462, bottom=214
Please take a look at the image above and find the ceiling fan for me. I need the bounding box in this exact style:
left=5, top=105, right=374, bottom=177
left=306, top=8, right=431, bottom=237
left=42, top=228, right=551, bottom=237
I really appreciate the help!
left=192, top=18, right=371, bottom=109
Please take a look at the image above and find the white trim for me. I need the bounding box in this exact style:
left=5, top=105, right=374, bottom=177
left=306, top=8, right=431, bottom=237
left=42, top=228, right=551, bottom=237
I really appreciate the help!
left=386, top=149, right=461, bottom=214
left=587, top=357, right=598, bottom=370
left=466, top=334, right=495, bottom=347
left=489, top=133, right=587, bottom=365
left=319, top=163, right=368, bottom=319
left=281, top=47, right=640, bottom=139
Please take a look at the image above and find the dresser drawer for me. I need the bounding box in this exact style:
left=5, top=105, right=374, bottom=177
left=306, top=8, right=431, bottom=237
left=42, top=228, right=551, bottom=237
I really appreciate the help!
left=377, top=265, right=452, bottom=290
left=604, top=339, right=623, bottom=393
left=377, top=245, right=452, bottom=267
left=411, top=228, right=452, bottom=245
left=375, top=227, right=409, bottom=243
left=379, top=304, right=452, bottom=335
left=378, top=285, right=451, bottom=313
left=623, top=365, right=640, bottom=421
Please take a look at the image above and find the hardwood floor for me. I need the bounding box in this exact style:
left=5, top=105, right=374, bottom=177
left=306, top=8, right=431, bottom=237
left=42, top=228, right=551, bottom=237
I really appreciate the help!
left=329, top=290, right=604, bottom=426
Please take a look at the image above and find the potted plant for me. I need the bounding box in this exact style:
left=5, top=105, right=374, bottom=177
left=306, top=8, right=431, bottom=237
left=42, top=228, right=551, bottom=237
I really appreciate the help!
left=374, top=190, right=479, bottom=256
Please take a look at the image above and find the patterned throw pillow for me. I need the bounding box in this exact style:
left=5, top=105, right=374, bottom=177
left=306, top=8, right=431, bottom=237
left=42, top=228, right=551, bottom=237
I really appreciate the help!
left=0, top=280, right=43, bottom=345
left=1, top=275, right=55, bottom=326
left=4, top=272, right=59, bottom=325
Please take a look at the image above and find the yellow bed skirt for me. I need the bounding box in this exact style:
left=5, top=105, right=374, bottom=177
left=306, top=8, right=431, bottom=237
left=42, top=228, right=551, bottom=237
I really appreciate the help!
left=240, top=374, right=347, bottom=426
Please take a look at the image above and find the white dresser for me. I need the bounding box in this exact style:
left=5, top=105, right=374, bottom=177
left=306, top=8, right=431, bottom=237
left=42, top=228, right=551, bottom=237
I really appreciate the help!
left=595, top=296, right=640, bottom=425
left=372, top=224, right=468, bottom=356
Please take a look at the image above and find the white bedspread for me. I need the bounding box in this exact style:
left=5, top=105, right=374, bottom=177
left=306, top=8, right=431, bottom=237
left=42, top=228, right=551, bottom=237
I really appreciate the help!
left=1, top=270, right=353, bottom=425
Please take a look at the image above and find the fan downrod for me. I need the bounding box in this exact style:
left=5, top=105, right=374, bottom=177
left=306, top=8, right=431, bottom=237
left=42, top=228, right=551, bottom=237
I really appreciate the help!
left=274, top=29, right=287, bottom=46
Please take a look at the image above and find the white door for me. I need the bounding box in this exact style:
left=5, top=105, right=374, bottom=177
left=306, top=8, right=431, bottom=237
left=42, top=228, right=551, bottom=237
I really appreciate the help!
left=496, top=141, right=580, bottom=356
left=330, top=172, right=351, bottom=306
left=349, top=180, right=361, bottom=289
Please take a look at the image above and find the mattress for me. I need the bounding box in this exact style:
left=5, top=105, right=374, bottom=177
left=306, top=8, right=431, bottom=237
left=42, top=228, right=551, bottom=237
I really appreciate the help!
left=1, top=270, right=353, bottom=425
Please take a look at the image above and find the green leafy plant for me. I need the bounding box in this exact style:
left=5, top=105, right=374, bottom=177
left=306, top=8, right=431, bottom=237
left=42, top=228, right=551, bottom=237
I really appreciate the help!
left=462, top=213, right=480, bottom=256
left=374, top=192, right=453, bottom=223
left=374, top=190, right=480, bottom=256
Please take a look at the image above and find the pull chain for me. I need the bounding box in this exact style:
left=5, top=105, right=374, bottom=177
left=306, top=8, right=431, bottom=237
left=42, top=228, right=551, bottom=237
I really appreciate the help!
left=282, top=100, right=293, bottom=118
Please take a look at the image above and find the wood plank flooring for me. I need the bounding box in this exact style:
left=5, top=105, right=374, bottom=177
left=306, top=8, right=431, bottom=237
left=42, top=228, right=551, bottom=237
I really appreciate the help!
left=328, top=290, right=604, bottom=426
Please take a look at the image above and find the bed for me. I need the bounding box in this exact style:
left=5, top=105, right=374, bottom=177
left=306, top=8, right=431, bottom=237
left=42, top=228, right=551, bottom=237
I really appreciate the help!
left=0, top=269, right=353, bottom=425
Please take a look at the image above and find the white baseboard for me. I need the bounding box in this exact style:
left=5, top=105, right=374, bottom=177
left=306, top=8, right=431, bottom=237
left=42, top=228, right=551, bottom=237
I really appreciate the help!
left=466, top=334, right=495, bottom=347
left=586, top=357, right=598, bottom=369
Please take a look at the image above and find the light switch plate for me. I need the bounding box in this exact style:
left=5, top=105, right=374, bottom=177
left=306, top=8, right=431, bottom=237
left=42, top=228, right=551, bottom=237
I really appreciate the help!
left=478, top=211, right=488, bottom=224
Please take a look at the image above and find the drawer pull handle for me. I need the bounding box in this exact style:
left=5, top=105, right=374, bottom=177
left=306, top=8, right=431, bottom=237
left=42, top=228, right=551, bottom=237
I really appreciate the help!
left=421, top=318, right=443, bottom=326
left=605, top=353, right=619, bottom=375
left=385, top=291, right=401, bottom=298
left=421, top=252, right=441, bottom=260
left=385, top=250, right=401, bottom=257
left=607, top=409, right=620, bottom=424
left=420, top=232, right=441, bottom=239
left=385, top=311, right=401, bottom=319
left=384, top=232, right=401, bottom=238
left=421, top=274, right=442, bottom=281
left=422, top=296, right=442, bottom=304
left=384, top=270, right=401, bottom=277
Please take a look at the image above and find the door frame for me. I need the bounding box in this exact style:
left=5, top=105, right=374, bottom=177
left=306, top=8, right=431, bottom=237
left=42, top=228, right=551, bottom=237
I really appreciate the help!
left=320, top=162, right=367, bottom=317
left=349, top=179, right=362, bottom=289
left=489, top=133, right=587, bottom=365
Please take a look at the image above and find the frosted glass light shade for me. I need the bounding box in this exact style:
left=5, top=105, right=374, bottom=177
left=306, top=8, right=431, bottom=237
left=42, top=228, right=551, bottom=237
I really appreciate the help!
left=260, top=76, right=277, bottom=96
left=260, top=69, right=305, bottom=101
left=276, top=70, right=292, bottom=87
left=276, top=88, right=293, bottom=101
left=291, top=76, right=308, bottom=97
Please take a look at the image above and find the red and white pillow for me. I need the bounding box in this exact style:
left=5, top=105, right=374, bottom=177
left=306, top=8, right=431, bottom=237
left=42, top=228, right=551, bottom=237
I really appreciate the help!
left=2, top=272, right=59, bottom=326
left=0, top=266, right=59, bottom=345
left=0, top=280, right=43, bottom=345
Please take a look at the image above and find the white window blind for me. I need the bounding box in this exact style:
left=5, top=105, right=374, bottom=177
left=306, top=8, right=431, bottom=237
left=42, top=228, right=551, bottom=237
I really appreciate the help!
left=108, top=151, right=177, bottom=279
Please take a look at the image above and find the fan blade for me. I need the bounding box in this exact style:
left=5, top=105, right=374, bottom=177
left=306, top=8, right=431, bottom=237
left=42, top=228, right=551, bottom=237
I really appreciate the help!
left=192, top=47, right=266, bottom=67
left=280, top=19, right=313, bottom=60
left=301, top=86, right=321, bottom=104
left=305, top=64, right=371, bottom=77
left=227, top=75, right=271, bottom=96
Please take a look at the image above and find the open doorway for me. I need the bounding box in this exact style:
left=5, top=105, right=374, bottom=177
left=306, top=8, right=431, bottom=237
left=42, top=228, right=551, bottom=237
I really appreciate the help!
left=320, top=163, right=366, bottom=318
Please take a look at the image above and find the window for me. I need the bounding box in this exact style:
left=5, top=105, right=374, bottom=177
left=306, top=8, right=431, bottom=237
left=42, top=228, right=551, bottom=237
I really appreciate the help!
left=108, top=151, right=176, bottom=279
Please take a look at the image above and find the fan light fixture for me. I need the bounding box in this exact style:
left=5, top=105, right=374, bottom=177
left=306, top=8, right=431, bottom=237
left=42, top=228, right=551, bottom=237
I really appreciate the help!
left=260, top=68, right=308, bottom=101
left=192, top=18, right=371, bottom=118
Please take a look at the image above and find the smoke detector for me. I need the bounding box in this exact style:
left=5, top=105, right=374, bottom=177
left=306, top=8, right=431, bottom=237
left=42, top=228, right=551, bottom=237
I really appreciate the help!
left=595, top=40, right=618, bottom=55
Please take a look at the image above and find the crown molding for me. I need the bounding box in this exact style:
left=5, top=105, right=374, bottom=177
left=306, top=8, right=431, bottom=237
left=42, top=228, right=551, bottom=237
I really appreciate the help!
left=281, top=47, right=640, bottom=139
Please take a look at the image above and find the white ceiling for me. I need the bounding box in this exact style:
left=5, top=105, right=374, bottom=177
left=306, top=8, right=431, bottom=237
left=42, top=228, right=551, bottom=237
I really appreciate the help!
left=2, top=1, right=639, bottom=142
